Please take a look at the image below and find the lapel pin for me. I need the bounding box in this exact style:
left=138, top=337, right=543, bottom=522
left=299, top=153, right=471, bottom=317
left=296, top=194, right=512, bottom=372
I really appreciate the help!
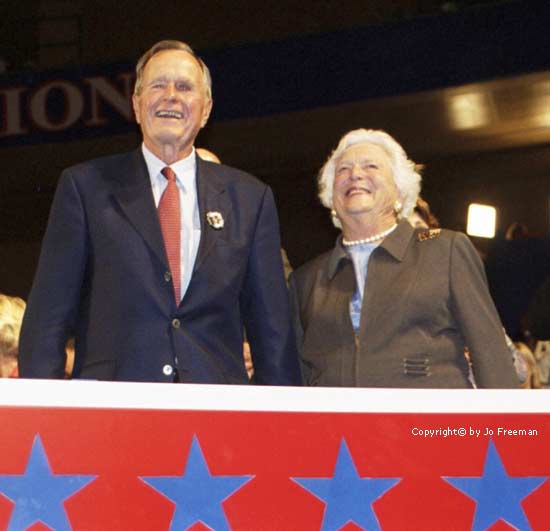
left=206, top=211, right=224, bottom=230
left=417, top=228, right=441, bottom=242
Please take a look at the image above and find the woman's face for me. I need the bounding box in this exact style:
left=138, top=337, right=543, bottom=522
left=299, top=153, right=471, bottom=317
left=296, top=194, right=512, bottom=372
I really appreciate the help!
left=333, top=142, right=399, bottom=224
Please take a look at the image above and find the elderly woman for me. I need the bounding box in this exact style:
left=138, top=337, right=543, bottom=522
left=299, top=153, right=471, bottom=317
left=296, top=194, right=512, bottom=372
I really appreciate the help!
left=289, top=129, right=518, bottom=388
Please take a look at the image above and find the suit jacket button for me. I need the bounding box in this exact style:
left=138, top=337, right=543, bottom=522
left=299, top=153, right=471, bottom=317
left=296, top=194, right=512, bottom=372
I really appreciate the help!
left=162, top=364, right=173, bottom=376
left=164, top=271, right=172, bottom=282
left=171, top=318, right=181, bottom=329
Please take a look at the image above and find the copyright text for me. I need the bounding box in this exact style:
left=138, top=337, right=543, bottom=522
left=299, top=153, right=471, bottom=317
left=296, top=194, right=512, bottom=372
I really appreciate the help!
left=411, top=426, right=539, bottom=438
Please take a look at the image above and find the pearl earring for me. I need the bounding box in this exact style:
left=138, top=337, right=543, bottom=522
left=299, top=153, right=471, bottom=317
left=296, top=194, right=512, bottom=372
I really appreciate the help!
left=394, top=200, right=403, bottom=216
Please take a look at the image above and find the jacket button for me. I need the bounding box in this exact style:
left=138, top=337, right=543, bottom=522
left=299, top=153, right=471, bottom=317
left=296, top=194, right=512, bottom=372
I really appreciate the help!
left=162, top=364, right=173, bottom=376
left=171, top=318, right=181, bottom=329
left=164, top=271, right=172, bottom=282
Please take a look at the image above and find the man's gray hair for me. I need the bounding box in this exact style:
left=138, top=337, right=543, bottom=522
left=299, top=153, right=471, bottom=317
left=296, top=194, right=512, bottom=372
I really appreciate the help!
left=318, top=129, right=421, bottom=228
left=134, top=40, right=212, bottom=99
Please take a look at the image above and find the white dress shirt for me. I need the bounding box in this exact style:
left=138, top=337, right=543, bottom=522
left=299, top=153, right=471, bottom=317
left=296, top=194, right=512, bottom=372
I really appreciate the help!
left=141, top=144, right=201, bottom=301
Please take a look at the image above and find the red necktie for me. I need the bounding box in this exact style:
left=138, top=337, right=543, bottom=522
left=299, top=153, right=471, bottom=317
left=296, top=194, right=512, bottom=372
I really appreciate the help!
left=158, top=167, right=181, bottom=303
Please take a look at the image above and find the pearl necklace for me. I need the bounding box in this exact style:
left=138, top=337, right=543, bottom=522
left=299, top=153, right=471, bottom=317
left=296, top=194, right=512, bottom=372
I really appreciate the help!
left=342, top=223, right=398, bottom=246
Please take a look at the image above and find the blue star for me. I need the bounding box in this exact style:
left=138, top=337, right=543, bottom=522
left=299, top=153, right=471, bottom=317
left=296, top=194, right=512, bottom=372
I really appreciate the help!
left=293, top=438, right=401, bottom=531
left=0, top=434, right=96, bottom=531
left=443, top=439, right=547, bottom=531
left=141, top=435, right=252, bottom=531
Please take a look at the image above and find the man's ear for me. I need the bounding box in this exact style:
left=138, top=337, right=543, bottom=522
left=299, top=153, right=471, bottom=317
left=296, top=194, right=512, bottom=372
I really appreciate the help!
left=200, top=98, right=213, bottom=128
left=132, top=93, right=141, bottom=124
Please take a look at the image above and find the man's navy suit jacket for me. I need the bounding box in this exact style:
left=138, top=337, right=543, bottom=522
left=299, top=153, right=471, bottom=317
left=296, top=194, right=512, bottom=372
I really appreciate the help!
left=19, top=149, right=301, bottom=385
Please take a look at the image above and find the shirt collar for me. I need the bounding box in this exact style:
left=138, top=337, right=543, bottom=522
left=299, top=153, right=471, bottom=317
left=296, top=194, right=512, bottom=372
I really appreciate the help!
left=141, top=143, right=197, bottom=188
left=326, top=219, right=414, bottom=279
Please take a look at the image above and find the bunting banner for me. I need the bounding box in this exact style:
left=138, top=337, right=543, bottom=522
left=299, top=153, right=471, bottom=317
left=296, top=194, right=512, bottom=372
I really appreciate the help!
left=0, top=380, right=549, bottom=531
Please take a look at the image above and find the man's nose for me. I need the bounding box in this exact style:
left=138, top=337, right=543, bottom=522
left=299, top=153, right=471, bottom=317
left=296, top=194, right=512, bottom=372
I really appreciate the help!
left=164, top=82, right=177, bottom=98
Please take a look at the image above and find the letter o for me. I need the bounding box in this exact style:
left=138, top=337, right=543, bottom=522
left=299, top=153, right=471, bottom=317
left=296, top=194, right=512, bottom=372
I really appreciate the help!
left=31, top=81, right=84, bottom=131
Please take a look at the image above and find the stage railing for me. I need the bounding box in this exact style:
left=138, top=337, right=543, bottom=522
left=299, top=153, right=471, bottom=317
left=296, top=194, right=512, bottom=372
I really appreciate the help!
left=1, top=380, right=549, bottom=530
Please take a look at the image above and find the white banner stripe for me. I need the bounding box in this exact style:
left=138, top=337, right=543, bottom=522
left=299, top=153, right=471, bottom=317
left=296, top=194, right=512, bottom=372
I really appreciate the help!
left=2, top=379, right=549, bottom=413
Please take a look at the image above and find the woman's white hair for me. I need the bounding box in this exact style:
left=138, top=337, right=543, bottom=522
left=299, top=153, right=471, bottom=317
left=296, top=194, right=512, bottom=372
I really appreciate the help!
left=318, top=129, right=421, bottom=228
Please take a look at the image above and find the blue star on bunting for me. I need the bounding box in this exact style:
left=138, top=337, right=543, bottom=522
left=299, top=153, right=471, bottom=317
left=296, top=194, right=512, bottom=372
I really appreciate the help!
left=443, top=439, right=547, bottom=531
left=141, top=435, right=253, bottom=531
left=293, top=438, right=401, bottom=531
left=0, top=434, right=96, bottom=531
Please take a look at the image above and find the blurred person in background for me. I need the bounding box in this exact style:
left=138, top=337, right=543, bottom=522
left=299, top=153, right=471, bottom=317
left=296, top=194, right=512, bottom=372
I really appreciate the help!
left=485, top=221, right=550, bottom=342
left=196, top=147, right=221, bottom=164
left=526, top=275, right=550, bottom=344
left=289, top=128, right=518, bottom=388
left=526, top=275, right=550, bottom=387
left=0, top=294, right=26, bottom=378
left=407, top=195, right=440, bottom=230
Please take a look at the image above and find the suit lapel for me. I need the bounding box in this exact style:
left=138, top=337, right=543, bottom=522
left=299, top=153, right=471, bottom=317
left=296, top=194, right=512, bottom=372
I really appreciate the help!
left=193, top=158, right=229, bottom=272
left=111, top=149, right=168, bottom=268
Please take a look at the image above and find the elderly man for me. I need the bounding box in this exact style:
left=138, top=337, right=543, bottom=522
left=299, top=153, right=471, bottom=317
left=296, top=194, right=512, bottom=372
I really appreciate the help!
left=19, top=40, right=300, bottom=385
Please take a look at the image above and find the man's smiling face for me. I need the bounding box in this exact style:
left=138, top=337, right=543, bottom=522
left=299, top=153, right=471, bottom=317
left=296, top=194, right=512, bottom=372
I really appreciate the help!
left=132, top=49, right=212, bottom=161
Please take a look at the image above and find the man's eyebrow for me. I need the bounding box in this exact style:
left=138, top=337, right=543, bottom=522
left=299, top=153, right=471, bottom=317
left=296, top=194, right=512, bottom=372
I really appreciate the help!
left=148, top=76, right=194, bottom=85
left=147, top=75, right=168, bottom=84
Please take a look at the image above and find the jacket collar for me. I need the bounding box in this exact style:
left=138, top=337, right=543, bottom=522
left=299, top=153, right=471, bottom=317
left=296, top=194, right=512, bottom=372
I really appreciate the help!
left=379, top=219, right=415, bottom=261
left=326, top=219, right=414, bottom=279
left=111, top=149, right=167, bottom=268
